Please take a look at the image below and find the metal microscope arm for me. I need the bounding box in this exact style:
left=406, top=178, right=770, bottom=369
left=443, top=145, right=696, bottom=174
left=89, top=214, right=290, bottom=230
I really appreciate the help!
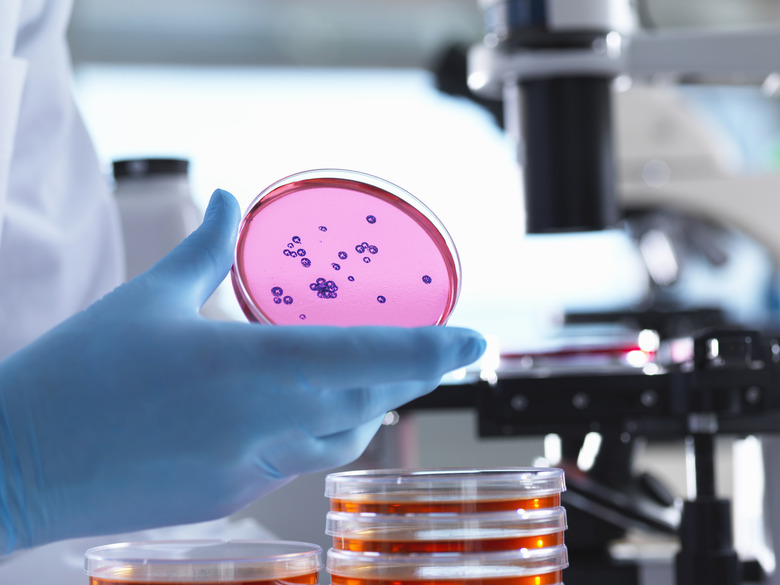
left=467, top=0, right=780, bottom=235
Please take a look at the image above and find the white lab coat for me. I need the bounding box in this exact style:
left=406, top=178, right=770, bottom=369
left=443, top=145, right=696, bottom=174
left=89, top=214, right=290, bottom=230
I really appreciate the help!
left=0, top=0, right=123, bottom=360
left=0, top=2, right=273, bottom=582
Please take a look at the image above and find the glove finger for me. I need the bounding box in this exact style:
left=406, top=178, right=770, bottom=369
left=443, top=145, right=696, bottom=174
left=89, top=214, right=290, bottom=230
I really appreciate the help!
left=140, top=189, right=241, bottom=309
left=293, top=379, right=439, bottom=437
left=254, top=326, right=485, bottom=389
left=262, top=415, right=385, bottom=477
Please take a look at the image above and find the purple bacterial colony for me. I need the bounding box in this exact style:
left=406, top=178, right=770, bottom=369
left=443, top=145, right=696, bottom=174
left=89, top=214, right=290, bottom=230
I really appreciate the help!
left=310, top=277, right=338, bottom=299
left=355, top=242, right=378, bottom=256
left=284, top=231, right=387, bottom=302
left=268, top=224, right=433, bottom=316
left=271, top=286, right=293, bottom=305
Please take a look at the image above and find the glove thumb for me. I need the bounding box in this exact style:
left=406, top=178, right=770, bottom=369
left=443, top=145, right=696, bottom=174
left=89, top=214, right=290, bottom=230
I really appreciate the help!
left=137, top=189, right=241, bottom=310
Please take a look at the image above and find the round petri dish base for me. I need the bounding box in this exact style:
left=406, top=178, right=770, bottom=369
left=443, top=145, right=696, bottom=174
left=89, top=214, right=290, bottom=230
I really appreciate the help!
left=84, top=540, right=322, bottom=584
left=232, top=170, right=461, bottom=326
left=327, top=545, right=568, bottom=585
left=326, top=507, right=567, bottom=553
left=325, top=468, right=566, bottom=514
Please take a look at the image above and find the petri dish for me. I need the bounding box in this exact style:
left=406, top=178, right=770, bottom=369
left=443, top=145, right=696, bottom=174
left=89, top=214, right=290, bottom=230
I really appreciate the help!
left=325, top=468, right=566, bottom=514
left=326, top=545, right=568, bottom=585
left=326, top=507, right=567, bottom=553
left=84, top=540, right=322, bottom=584
left=231, top=169, right=461, bottom=326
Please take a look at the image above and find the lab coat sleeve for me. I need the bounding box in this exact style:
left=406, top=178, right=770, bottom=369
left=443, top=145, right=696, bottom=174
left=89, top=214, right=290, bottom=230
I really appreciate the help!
left=0, top=58, right=27, bottom=245
left=0, top=0, right=124, bottom=359
left=0, top=0, right=26, bottom=246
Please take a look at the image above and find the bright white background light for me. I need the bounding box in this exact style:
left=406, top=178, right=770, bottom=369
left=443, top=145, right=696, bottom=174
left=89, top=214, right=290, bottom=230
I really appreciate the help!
left=74, top=65, right=648, bottom=338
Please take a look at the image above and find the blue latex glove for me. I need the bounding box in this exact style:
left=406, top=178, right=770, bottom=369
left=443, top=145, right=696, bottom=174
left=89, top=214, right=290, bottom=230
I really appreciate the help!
left=0, top=189, right=486, bottom=554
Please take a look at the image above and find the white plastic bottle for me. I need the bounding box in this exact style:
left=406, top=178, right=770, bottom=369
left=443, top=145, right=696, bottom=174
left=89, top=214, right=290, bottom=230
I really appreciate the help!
left=112, top=157, right=201, bottom=281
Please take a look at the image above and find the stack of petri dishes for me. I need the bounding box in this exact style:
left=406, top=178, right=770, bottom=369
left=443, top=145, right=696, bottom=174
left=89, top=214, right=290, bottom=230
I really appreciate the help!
left=325, top=468, right=568, bottom=585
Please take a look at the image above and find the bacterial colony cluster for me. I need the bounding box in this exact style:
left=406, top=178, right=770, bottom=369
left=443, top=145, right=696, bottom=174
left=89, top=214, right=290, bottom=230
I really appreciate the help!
left=267, top=214, right=435, bottom=321
left=231, top=170, right=460, bottom=327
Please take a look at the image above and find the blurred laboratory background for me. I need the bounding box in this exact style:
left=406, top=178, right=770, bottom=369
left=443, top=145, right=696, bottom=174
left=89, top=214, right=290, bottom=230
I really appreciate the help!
left=65, top=1, right=780, bottom=584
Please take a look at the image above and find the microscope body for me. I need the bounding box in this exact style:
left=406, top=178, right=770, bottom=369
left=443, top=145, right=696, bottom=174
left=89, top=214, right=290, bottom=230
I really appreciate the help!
left=462, top=1, right=780, bottom=584
left=470, top=0, right=635, bottom=233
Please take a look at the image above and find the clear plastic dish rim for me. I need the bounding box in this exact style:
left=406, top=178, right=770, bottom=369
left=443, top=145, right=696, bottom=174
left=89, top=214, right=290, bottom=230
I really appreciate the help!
left=84, top=539, right=322, bottom=581
left=325, top=506, right=567, bottom=537
left=231, top=168, right=462, bottom=326
left=325, top=467, right=566, bottom=499
left=326, top=544, right=569, bottom=575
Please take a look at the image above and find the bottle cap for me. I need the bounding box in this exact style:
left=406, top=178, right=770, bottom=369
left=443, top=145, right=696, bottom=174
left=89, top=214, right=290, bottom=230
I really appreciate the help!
left=113, top=158, right=189, bottom=179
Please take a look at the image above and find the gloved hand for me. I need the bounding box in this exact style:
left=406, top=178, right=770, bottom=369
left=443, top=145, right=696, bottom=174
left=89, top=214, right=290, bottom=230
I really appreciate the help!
left=0, top=189, right=486, bottom=554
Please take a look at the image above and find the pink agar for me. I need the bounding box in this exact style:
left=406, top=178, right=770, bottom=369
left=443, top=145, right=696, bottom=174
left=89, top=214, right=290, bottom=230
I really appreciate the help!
left=232, top=171, right=460, bottom=326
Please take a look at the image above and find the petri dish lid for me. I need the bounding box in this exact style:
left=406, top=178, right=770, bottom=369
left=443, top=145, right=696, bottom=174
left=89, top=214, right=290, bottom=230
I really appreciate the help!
left=326, top=545, right=569, bottom=580
left=325, top=468, right=566, bottom=503
left=84, top=540, right=322, bottom=583
left=325, top=507, right=567, bottom=540
left=231, top=169, right=461, bottom=326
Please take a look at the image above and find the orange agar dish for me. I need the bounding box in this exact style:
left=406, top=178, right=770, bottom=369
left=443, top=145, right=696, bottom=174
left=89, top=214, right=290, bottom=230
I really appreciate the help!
left=85, top=540, right=322, bottom=585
